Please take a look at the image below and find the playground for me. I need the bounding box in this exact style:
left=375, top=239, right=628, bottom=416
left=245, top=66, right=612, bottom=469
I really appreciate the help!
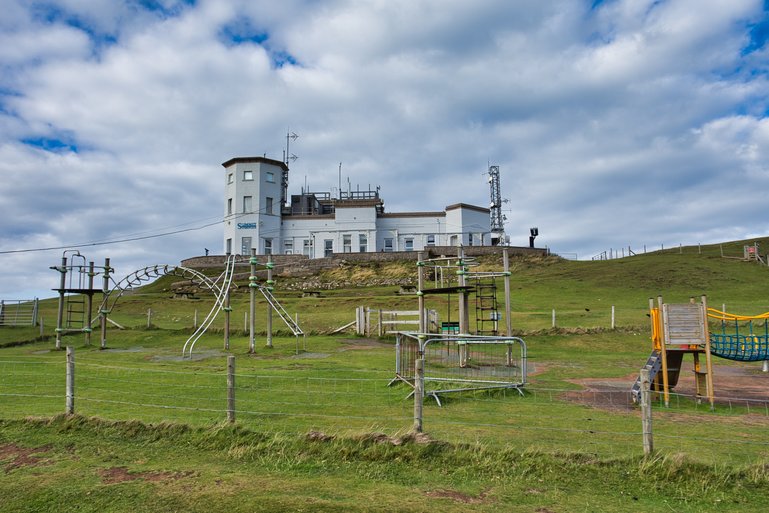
left=2, top=242, right=769, bottom=511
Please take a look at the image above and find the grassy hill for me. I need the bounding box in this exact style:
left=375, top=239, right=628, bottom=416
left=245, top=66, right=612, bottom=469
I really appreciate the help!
left=1, top=239, right=769, bottom=512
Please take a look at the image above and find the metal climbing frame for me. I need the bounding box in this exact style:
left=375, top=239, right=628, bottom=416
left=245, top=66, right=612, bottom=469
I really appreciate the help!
left=392, top=332, right=527, bottom=405
left=417, top=247, right=513, bottom=337
left=51, top=251, right=112, bottom=349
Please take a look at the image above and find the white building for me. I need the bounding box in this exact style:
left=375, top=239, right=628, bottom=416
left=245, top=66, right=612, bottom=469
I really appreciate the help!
left=223, top=156, right=494, bottom=257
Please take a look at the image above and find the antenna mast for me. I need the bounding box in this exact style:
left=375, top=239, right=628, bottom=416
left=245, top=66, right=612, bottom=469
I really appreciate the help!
left=283, top=130, right=298, bottom=206
left=488, top=165, right=506, bottom=244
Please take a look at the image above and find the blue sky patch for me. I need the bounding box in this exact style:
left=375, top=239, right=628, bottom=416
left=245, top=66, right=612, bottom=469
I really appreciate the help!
left=21, top=136, right=78, bottom=153
left=217, top=17, right=269, bottom=47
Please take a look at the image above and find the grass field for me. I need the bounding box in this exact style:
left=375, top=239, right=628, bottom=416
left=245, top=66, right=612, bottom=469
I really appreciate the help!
left=2, top=241, right=769, bottom=511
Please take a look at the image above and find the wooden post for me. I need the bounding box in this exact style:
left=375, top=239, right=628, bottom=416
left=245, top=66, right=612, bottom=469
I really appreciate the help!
left=378, top=309, right=383, bottom=337
left=640, top=368, right=653, bottom=455
left=66, top=346, right=74, bottom=415
left=249, top=249, right=256, bottom=353
left=55, top=255, right=67, bottom=350
left=503, top=248, right=512, bottom=337
left=417, top=252, right=426, bottom=334
left=100, top=258, right=110, bottom=349
left=552, top=309, right=556, bottom=328
left=457, top=247, right=469, bottom=335
left=224, top=289, right=230, bottom=350
left=146, top=308, right=152, bottom=328
left=611, top=305, right=615, bottom=329
left=85, top=261, right=94, bottom=346
left=266, top=255, right=274, bottom=349
left=657, top=296, right=670, bottom=407
left=701, top=295, right=715, bottom=411
left=193, top=309, right=198, bottom=329
left=413, top=358, right=424, bottom=433
left=227, top=355, right=235, bottom=423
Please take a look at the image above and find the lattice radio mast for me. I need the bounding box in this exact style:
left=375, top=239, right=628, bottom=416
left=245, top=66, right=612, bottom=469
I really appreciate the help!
left=488, top=165, right=506, bottom=243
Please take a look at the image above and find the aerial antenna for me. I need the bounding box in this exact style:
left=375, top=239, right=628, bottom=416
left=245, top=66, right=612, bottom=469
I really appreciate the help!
left=282, top=130, right=298, bottom=207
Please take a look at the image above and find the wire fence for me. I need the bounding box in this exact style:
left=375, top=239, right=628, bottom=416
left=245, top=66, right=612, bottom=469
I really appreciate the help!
left=1, top=353, right=768, bottom=465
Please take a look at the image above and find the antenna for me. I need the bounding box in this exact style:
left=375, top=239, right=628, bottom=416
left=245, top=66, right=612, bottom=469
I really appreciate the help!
left=488, top=165, right=507, bottom=245
left=282, top=130, right=298, bottom=207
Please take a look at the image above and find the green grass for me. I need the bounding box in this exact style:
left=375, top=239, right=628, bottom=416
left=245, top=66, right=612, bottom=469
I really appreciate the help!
left=2, top=240, right=769, bottom=511
left=1, top=415, right=768, bottom=513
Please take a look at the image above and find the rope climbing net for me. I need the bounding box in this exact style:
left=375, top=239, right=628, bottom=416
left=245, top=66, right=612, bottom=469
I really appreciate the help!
left=707, top=308, right=769, bottom=361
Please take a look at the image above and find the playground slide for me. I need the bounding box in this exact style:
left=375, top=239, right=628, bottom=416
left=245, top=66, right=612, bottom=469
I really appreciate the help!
left=630, top=350, right=683, bottom=403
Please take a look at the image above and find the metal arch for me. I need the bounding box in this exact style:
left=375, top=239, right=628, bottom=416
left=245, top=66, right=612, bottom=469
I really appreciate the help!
left=97, top=264, right=221, bottom=317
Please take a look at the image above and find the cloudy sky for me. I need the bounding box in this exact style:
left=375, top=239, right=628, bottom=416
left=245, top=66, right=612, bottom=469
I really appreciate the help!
left=1, top=0, right=768, bottom=299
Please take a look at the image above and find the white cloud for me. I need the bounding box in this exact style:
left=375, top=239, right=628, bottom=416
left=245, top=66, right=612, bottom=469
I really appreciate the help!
left=1, top=0, right=768, bottom=297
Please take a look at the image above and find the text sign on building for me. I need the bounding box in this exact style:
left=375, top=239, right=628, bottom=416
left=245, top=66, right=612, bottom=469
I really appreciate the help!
left=237, top=223, right=257, bottom=229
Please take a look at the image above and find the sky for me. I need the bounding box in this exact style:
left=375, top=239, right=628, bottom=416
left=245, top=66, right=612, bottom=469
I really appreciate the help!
left=1, top=0, right=769, bottom=299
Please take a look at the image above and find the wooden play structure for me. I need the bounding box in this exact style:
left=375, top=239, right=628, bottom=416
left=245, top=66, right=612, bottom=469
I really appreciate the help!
left=632, top=295, right=769, bottom=408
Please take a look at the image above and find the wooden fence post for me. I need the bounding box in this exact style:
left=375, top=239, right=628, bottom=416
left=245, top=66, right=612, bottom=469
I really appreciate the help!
left=413, top=358, right=424, bottom=433
left=552, top=309, right=556, bottom=328
left=66, top=347, right=75, bottom=415
left=227, top=355, right=235, bottom=423
left=147, top=308, right=152, bottom=328
left=611, top=305, right=615, bottom=329
left=640, top=368, right=653, bottom=455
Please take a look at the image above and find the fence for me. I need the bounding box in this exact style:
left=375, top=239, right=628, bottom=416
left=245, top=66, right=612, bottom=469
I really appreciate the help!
left=2, top=350, right=769, bottom=465
left=0, top=299, right=39, bottom=327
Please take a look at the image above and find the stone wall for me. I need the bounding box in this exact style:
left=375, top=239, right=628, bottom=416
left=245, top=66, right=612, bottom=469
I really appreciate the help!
left=181, top=245, right=548, bottom=277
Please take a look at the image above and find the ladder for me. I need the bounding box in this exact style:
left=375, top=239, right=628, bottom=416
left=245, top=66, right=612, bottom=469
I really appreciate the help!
left=260, top=288, right=304, bottom=336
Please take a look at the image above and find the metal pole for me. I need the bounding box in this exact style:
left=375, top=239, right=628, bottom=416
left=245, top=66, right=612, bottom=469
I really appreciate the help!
left=414, top=358, right=424, bottom=433
left=224, top=288, right=230, bottom=350
left=227, top=355, right=235, bottom=423
left=640, top=368, right=653, bottom=455
left=249, top=249, right=256, bottom=353
left=66, top=346, right=75, bottom=415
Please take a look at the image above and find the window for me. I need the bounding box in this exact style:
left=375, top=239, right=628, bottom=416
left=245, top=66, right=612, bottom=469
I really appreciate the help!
left=426, top=234, right=435, bottom=247
left=384, top=238, right=393, bottom=252
left=266, top=171, right=275, bottom=183
left=284, top=239, right=294, bottom=255
left=405, top=238, right=414, bottom=251
left=241, top=237, right=252, bottom=256
left=468, top=233, right=474, bottom=246
left=324, top=239, right=333, bottom=257
left=359, top=234, right=367, bottom=253
left=227, top=198, right=232, bottom=216
left=225, top=238, right=232, bottom=255
left=243, top=170, right=253, bottom=181
left=343, top=234, right=352, bottom=253
left=266, top=197, right=273, bottom=215
left=228, top=173, right=233, bottom=184
left=264, top=238, right=272, bottom=255
left=243, top=196, right=252, bottom=213
left=303, top=239, right=313, bottom=257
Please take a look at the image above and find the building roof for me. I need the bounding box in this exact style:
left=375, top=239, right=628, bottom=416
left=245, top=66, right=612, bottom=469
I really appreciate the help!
left=221, top=156, right=289, bottom=171
left=445, top=203, right=490, bottom=214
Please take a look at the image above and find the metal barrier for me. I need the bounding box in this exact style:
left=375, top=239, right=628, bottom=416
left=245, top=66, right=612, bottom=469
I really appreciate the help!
left=392, top=332, right=527, bottom=405
left=0, top=299, right=38, bottom=327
